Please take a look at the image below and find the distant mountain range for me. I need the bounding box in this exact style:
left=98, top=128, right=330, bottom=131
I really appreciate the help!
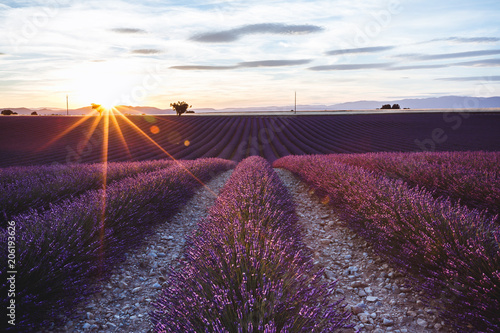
left=2, top=96, right=500, bottom=115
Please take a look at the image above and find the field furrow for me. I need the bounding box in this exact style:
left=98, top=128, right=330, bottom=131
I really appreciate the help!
left=274, top=155, right=500, bottom=332
left=0, top=158, right=236, bottom=332
left=2, top=113, right=500, bottom=167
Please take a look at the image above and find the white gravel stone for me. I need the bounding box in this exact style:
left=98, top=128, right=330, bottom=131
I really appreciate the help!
left=417, top=318, right=428, bottom=327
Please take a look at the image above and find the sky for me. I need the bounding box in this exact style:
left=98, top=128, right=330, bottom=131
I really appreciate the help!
left=0, top=0, right=499, bottom=110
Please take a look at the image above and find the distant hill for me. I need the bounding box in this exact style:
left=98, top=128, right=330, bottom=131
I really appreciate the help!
left=2, top=96, right=499, bottom=115
left=329, top=96, right=500, bottom=110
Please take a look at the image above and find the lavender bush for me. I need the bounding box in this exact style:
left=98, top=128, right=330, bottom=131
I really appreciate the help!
left=325, top=151, right=500, bottom=218
left=0, top=158, right=235, bottom=331
left=0, top=159, right=176, bottom=226
left=273, top=155, right=500, bottom=332
left=151, top=156, right=350, bottom=332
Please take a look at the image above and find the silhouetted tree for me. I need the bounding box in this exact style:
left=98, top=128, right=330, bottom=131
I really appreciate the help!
left=31, top=111, right=38, bottom=115
left=170, top=101, right=191, bottom=116
left=91, top=103, right=104, bottom=116
left=392, top=104, right=401, bottom=109
left=1, top=110, right=15, bottom=115
left=381, top=104, right=392, bottom=109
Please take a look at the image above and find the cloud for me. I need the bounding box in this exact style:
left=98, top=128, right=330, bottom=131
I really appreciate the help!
left=386, top=64, right=449, bottom=70
left=309, top=63, right=393, bottom=71
left=428, top=37, right=500, bottom=44
left=111, top=28, right=146, bottom=34
left=170, top=65, right=237, bottom=70
left=436, top=76, right=500, bottom=81
left=325, top=46, right=394, bottom=56
left=312, top=57, right=500, bottom=72
left=405, top=49, right=500, bottom=61
left=455, top=58, right=500, bottom=67
left=190, top=23, right=323, bottom=43
left=238, top=59, right=311, bottom=67
left=171, top=59, right=312, bottom=70
left=130, top=49, right=162, bottom=54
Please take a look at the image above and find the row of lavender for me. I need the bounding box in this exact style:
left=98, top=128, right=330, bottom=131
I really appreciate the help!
left=151, top=156, right=350, bottom=332
left=273, top=155, right=500, bottom=332
left=0, top=159, right=176, bottom=227
left=324, top=151, right=500, bottom=218
left=0, top=158, right=235, bottom=331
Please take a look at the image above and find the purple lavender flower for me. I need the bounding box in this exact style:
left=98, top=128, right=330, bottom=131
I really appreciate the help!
left=152, top=156, right=350, bottom=332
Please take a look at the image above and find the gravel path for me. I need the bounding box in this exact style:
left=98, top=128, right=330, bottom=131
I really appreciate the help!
left=38, top=167, right=454, bottom=332
left=275, top=168, right=452, bottom=333
left=40, top=170, right=233, bottom=333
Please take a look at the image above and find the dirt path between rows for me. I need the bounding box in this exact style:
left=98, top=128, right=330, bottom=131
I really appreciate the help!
left=40, top=167, right=453, bottom=333
left=275, top=168, right=452, bottom=333
left=40, top=170, right=233, bottom=333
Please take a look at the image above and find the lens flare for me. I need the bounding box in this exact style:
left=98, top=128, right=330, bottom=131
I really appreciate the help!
left=150, top=125, right=160, bottom=134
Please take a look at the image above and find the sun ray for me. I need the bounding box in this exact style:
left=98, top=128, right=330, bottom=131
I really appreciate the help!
left=113, top=109, right=218, bottom=197
left=75, top=114, right=104, bottom=157
left=98, top=108, right=110, bottom=279
left=36, top=110, right=100, bottom=152
left=108, top=107, right=132, bottom=159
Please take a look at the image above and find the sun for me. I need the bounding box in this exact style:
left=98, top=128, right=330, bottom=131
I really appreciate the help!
left=99, top=102, right=117, bottom=112
left=69, top=61, right=138, bottom=110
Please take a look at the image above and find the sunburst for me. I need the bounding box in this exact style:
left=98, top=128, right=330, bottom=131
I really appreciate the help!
left=39, top=104, right=218, bottom=279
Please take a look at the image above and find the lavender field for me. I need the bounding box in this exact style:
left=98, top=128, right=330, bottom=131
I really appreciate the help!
left=1, top=112, right=500, bottom=167
left=1, top=113, right=499, bottom=332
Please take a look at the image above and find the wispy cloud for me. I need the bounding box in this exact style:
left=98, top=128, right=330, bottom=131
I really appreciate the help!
left=238, top=59, right=311, bottom=67
left=386, top=64, right=448, bottom=71
left=403, top=49, right=500, bottom=61
left=455, top=58, right=500, bottom=67
left=130, top=49, right=162, bottom=55
left=309, top=63, right=393, bottom=71
left=427, top=37, right=500, bottom=44
left=171, top=59, right=312, bottom=70
left=312, top=57, right=500, bottom=72
left=436, top=76, right=500, bottom=81
left=325, top=46, right=394, bottom=56
left=111, top=28, right=146, bottom=34
left=170, top=65, right=236, bottom=70
left=190, top=23, right=323, bottom=43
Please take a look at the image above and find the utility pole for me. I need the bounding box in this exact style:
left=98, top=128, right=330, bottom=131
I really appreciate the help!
left=294, top=91, right=297, bottom=114
left=66, top=95, right=69, bottom=116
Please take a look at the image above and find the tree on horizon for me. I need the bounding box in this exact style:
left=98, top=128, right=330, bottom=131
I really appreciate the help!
left=91, top=103, right=104, bottom=116
left=1, top=110, right=17, bottom=115
left=170, top=101, right=191, bottom=116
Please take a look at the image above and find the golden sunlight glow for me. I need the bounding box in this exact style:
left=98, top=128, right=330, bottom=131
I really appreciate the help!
left=100, top=103, right=117, bottom=112
left=70, top=61, right=139, bottom=108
